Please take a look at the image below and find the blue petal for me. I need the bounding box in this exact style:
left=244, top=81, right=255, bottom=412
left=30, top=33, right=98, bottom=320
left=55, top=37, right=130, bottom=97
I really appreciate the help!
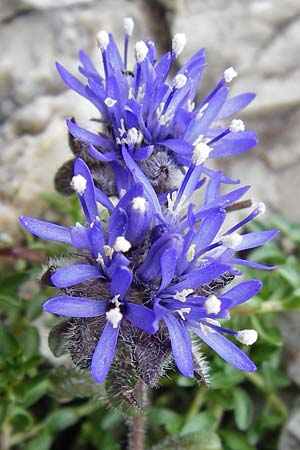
left=43, top=296, right=106, bottom=317
left=87, top=220, right=105, bottom=259
left=217, top=93, right=256, bottom=119
left=51, top=264, right=102, bottom=288
left=74, top=158, right=98, bottom=222
left=164, top=314, right=194, bottom=377
left=210, top=132, right=258, bottom=158
left=159, top=247, right=178, bottom=292
left=126, top=303, right=156, bottom=333
left=232, top=258, right=277, bottom=270
left=193, top=209, right=225, bottom=252
left=91, top=322, right=120, bottom=383
left=221, top=280, right=262, bottom=307
left=110, top=266, right=133, bottom=299
left=67, top=119, right=114, bottom=150
left=70, top=225, right=92, bottom=250
left=19, top=217, right=72, bottom=244
left=190, top=323, right=256, bottom=372
left=107, top=208, right=128, bottom=247
left=122, top=147, right=161, bottom=213
left=166, top=263, right=230, bottom=294
left=89, top=144, right=117, bottom=162
left=138, top=233, right=183, bottom=282
left=233, top=230, right=279, bottom=251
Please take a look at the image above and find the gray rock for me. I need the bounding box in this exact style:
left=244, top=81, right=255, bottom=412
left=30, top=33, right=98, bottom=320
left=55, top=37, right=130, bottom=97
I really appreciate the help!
left=279, top=400, right=300, bottom=450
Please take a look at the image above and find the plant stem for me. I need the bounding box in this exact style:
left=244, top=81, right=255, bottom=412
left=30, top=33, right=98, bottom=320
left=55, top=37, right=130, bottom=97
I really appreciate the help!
left=127, top=381, right=147, bottom=450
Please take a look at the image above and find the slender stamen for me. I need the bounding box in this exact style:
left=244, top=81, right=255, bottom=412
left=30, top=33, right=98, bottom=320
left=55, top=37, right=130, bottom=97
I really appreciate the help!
left=123, top=17, right=134, bottom=69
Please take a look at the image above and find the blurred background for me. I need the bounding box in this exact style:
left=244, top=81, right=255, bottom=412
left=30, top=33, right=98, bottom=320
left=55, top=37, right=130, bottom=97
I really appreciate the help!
left=0, top=1, right=300, bottom=449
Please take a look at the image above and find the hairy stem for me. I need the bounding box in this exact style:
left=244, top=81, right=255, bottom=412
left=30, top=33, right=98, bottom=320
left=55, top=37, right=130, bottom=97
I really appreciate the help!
left=127, top=381, right=147, bottom=450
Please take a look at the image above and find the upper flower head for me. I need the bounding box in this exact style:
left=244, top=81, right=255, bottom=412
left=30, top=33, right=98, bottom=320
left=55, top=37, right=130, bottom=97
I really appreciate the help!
left=56, top=18, right=257, bottom=196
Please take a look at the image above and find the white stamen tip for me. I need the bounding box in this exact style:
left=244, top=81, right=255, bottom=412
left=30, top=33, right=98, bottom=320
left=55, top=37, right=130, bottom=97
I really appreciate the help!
left=172, top=33, right=187, bottom=57
left=176, top=307, right=191, bottom=320
left=236, top=329, right=258, bottom=345
left=113, top=236, right=131, bottom=253
left=132, top=197, right=147, bottom=213
left=135, top=41, right=148, bottom=63
left=96, top=253, right=104, bottom=265
left=192, top=142, right=212, bottom=166
left=174, top=289, right=194, bottom=302
left=104, top=245, right=114, bottom=258
left=224, top=66, right=238, bottom=83
left=106, top=307, right=123, bottom=328
left=205, top=295, right=221, bottom=315
left=222, top=232, right=243, bottom=249
left=104, top=97, right=117, bottom=108
left=111, top=294, right=121, bottom=307
left=127, top=127, right=139, bottom=146
left=257, top=202, right=266, bottom=215
left=173, top=74, right=187, bottom=89
left=186, top=244, right=196, bottom=262
left=96, top=30, right=109, bottom=50
left=230, top=119, right=245, bottom=132
left=70, top=174, right=87, bottom=195
left=124, top=17, right=134, bottom=36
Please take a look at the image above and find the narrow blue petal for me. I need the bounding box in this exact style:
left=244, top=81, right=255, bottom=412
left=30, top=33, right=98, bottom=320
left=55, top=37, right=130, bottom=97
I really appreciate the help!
left=193, top=209, right=226, bottom=252
left=67, top=119, right=114, bottom=150
left=166, top=263, right=230, bottom=294
left=186, top=86, right=229, bottom=142
left=91, top=322, right=120, bottom=383
left=126, top=303, right=156, bottom=333
left=138, top=234, right=183, bottom=282
left=107, top=208, right=128, bottom=247
left=56, top=62, right=87, bottom=97
left=19, top=217, right=72, bottom=244
left=74, top=158, right=98, bottom=222
left=89, top=144, right=117, bottom=162
left=221, top=280, right=262, bottom=307
left=159, top=247, right=177, bottom=292
left=233, top=230, right=279, bottom=251
left=110, top=266, right=133, bottom=299
left=232, top=258, right=277, bottom=270
left=122, top=147, right=161, bottom=213
left=51, top=264, right=102, bottom=288
left=190, top=323, right=257, bottom=372
left=164, top=314, right=194, bottom=377
left=87, top=220, right=105, bottom=259
left=94, top=187, right=114, bottom=213
left=70, top=225, right=92, bottom=250
left=43, top=296, right=106, bottom=317
left=217, top=93, right=256, bottom=119
left=78, top=50, right=102, bottom=82
left=210, top=132, right=258, bottom=158
left=133, top=145, right=154, bottom=161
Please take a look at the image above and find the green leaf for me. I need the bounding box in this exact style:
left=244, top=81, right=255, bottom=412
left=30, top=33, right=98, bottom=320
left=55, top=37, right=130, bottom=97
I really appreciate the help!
left=149, top=431, right=222, bottom=450
left=22, top=379, right=50, bottom=408
left=0, top=325, right=20, bottom=358
left=180, top=412, right=215, bottom=436
left=233, top=388, right=253, bottom=431
left=23, top=326, right=40, bottom=356
left=10, top=406, right=34, bottom=431
left=44, top=407, right=80, bottom=433
left=220, top=429, right=256, bottom=450
left=27, top=432, right=53, bottom=450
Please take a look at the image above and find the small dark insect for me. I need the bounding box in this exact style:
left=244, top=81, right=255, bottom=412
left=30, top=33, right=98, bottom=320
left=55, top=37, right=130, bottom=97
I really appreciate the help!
left=122, top=69, right=135, bottom=77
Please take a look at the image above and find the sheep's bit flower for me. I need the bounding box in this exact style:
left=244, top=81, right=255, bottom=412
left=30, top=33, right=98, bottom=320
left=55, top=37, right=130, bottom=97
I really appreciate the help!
left=20, top=19, right=277, bottom=399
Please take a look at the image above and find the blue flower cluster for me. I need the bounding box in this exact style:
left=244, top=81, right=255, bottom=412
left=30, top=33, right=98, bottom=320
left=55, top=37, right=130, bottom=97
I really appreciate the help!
left=20, top=18, right=277, bottom=385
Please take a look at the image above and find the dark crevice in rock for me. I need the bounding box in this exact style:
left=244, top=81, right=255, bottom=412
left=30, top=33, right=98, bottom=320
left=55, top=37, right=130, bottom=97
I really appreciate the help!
left=139, top=0, right=178, bottom=63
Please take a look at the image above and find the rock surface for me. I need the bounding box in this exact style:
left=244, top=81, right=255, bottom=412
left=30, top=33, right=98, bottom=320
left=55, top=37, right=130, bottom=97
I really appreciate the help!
left=1, top=0, right=300, bottom=237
